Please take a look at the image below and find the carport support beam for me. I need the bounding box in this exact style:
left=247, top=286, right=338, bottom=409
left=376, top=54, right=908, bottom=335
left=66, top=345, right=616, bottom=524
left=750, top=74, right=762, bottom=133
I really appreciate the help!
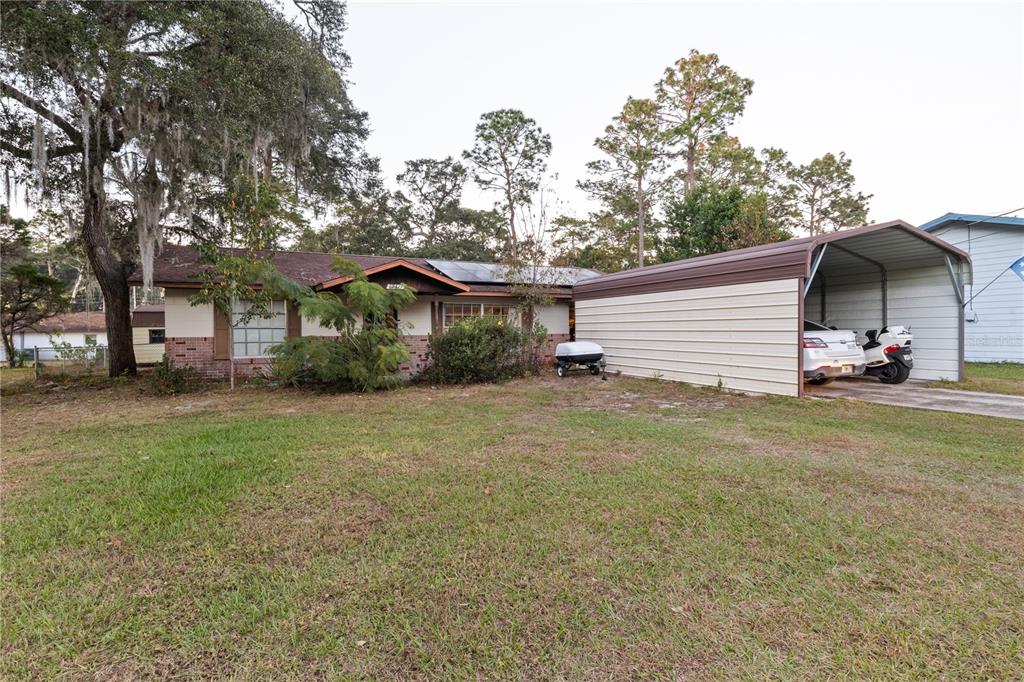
left=944, top=254, right=964, bottom=305
left=829, top=242, right=888, bottom=326
left=803, top=244, right=828, bottom=298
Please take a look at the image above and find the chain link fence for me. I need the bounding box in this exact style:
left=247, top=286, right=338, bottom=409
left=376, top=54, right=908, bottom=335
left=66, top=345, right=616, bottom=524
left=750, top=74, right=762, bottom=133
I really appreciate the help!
left=26, top=345, right=109, bottom=378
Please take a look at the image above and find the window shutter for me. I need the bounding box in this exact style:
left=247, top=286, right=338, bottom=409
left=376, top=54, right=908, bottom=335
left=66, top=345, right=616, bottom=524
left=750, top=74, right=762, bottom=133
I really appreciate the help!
left=286, top=302, right=301, bottom=338
left=213, top=308, right=230, bottom=360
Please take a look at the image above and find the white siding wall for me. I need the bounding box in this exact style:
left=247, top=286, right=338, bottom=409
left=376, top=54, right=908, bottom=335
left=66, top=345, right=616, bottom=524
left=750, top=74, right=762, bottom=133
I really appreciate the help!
left=575, top=278, right=800, bottom=396
left=888, top=265, right=961, bottom=380
left=806, top=270, right=884, bottom=338
left=806, top=264, right=962, bottom=381
left=132, top=327, right=166, bottom=363
left=930, top=225, right=1023, bottom=362
left=164, top=288, right=213, bottom=337
left=1, top=331, right=108, bottom=361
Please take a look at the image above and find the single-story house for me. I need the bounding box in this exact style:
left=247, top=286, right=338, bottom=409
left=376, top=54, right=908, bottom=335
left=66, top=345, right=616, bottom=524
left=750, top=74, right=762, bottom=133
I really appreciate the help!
left=131, top=245, right=601, bottom=378
left=131, top=304, right=167, bottom=364
left=920, top=212, right=1024, bottom=363
left=0, top=311, right=107, bottom=362
left=573, top=220, right=971, bottom=397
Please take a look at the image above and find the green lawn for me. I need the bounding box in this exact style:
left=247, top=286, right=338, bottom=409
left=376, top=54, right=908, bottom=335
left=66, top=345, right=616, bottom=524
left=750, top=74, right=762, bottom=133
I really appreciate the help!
left=2, top=376, right=1022, bottom=678
left=929, top=361, right=1024, bottom=396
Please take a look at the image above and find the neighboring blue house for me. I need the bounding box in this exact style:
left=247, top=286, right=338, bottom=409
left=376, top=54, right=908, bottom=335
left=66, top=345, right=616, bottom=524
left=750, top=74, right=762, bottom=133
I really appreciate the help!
left=921, top=213, right=1024, bottom=363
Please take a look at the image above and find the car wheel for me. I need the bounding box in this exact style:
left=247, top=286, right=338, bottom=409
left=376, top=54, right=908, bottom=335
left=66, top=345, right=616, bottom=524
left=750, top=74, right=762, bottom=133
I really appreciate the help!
left=807, top=376, right=835, bottom=385
left=878, top=362, right=910, bottom=384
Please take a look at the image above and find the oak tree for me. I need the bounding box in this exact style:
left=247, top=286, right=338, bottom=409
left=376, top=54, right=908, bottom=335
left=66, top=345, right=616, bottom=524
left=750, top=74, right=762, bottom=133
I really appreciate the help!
left=1, top=0, right=368, bottom=376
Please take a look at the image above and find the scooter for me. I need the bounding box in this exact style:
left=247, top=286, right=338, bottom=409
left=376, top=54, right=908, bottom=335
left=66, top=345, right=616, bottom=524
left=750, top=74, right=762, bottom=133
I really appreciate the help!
left=861, top=325, right=914, bottom=384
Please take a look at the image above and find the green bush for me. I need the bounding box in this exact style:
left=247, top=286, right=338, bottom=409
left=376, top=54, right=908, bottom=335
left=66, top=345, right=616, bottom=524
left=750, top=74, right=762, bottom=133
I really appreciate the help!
left=267, top=328, right=409, bottom=392
left=422, top=317, right=542, bottom=385
left=150, top=357, right=199, bottom=394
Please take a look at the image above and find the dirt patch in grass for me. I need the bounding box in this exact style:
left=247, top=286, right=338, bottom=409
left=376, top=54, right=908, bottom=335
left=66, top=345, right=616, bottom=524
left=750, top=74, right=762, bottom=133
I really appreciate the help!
left=230, top=490, right=392, bottom=569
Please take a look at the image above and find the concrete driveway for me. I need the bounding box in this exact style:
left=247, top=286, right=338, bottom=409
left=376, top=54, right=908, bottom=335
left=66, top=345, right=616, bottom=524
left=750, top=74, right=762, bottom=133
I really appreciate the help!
left=805, top=377, right=1024, bottom=420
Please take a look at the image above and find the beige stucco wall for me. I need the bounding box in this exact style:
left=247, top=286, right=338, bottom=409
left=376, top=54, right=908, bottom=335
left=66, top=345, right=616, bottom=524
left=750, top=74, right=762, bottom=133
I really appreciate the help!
left=165, top=288, right=213, bottom=337
left=400, top=299, right=433, bottom=336
left=300, top=315, right=341, bottom=337
left=574, top=278, right=801, bottom=396
left=535, top=301, right=571, bottom=335
left=164, top=289, right=571, bottom=341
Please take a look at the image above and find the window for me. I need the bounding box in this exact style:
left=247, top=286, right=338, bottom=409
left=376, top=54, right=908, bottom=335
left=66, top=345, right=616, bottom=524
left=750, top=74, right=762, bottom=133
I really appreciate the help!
left=443, top=303, right=515, bottom=329
left=148, top=328, right=165, bottom=344
left=84, top=334, right=97, bottom=345
left=231, top=299, right=286, bottom=357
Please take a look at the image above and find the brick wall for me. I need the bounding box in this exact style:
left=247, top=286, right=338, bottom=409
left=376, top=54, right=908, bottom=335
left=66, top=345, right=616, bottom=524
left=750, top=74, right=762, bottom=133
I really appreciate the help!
left=540, top=334, right=571, bottom=364
left=165, top=337, right=270, bottom=380
left=166, top=332, right=571, bottom=381
left=399, top=335, right=431, bottom=376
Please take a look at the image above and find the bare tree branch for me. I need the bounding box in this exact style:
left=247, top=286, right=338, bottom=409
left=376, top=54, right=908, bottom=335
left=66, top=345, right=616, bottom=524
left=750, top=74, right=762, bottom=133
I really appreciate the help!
left=0, top=138, right=83, bottom=160
left=0, top=81, right=82, bottom=143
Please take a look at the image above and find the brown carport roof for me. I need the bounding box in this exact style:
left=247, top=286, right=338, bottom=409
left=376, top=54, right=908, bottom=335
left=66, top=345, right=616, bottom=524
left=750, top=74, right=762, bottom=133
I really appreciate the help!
left=574, top=220, right=971, bottom=301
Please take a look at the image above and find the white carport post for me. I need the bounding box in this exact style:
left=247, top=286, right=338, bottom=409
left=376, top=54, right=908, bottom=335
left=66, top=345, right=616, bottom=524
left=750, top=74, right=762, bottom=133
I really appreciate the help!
left=943, top=254, right=965, bottom=306
left=803, top=244, right=828, bottom=297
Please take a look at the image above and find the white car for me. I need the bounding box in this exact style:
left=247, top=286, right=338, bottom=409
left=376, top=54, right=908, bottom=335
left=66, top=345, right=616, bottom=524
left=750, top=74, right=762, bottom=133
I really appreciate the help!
left=803, top=320, right=866, bottom=385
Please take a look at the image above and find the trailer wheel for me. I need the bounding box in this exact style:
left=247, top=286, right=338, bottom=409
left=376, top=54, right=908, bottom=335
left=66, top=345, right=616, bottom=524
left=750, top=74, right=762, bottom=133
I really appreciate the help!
left=589, top=364, right=600, bottom=375
left=556, top=364, right=568, bottom=378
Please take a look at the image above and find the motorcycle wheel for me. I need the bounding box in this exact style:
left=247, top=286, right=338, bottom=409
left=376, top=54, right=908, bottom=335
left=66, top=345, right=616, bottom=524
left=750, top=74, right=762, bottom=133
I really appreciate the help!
left=877, top=362, right=910, bottom=384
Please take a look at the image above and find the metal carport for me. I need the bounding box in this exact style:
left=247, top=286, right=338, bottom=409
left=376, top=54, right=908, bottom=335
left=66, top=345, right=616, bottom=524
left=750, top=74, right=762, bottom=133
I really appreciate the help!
left=573, top=220, right=972, bottom=397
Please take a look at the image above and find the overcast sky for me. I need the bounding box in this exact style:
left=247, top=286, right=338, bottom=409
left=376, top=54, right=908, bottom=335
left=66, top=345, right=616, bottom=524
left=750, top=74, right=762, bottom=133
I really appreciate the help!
left=344, top=0, right=1024, bottom=226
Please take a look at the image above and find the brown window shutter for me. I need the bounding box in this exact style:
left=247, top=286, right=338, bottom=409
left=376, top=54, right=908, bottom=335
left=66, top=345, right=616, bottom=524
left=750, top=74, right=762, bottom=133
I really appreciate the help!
left=286, top=301, right=301, bottom=338
left=213, top=308, right=230, bottom=360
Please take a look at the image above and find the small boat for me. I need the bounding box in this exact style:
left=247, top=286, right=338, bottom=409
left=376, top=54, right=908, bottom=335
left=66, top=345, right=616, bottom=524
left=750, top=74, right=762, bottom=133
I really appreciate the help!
left=554, top=341, right=606, bottom=377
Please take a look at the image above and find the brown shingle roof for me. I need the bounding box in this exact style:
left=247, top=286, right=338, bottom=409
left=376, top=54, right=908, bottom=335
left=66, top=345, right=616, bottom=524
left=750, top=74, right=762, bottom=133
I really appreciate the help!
left=133, top=244, right=433, bottom=288
left=31, top=311, right=106, bottom=333
left=131, top=245, right=575, bottom=296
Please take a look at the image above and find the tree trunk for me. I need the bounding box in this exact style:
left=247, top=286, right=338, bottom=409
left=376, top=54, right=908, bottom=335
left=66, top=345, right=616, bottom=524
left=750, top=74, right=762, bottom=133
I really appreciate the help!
left=686, top=141, right=696, bottom=193
left=1, top=329, right=17, bottom=369
left=637, top=175, right=645, bottom=268
left=80, top=155, right=137, bottom=377
left=505, top=186, right=518, bottom=258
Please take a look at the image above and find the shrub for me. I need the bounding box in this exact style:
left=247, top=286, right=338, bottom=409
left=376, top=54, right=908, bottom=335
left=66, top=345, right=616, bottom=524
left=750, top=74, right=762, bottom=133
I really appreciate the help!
left=423, top=317, right=538, bottom=385
left=267, top=328, right=409, bottom=392
left=150, top=357, right=199, bottom=394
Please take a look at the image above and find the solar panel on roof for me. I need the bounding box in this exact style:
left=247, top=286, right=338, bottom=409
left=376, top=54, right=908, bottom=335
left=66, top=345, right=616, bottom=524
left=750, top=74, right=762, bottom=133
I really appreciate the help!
left=428, top=259, right=603, bottom=285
